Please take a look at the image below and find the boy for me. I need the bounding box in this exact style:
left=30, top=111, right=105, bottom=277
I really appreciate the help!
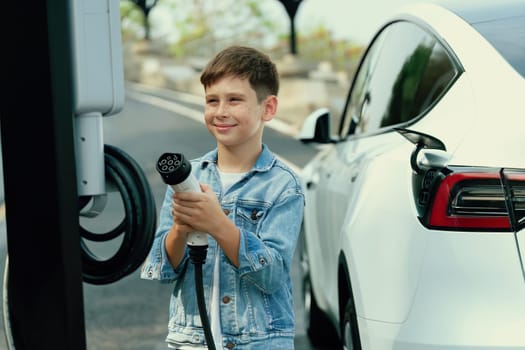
left=141, top=46, right=304, bottom=350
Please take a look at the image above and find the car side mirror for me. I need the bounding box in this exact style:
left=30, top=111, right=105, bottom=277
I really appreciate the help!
left=298, top=108, right=333, bottom=144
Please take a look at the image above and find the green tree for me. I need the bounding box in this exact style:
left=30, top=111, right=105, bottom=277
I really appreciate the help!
left=162, top=0, right=285, bottom=58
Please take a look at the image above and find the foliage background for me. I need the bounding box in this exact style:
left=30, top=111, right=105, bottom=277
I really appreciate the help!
left=119, top=0, right=364, bottom=73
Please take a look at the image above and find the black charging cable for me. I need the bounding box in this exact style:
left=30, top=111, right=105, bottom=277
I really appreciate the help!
left=156, top=152, right=216, bottom=350
left=79, top=144, right=157, bottom=285
left=189, top=246, right=216, bottom=350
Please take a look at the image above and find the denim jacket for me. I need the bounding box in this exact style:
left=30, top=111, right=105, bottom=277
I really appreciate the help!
left=141, top=144, right=305, bottom=350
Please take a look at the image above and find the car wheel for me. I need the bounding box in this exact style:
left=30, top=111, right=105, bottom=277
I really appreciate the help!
left=342, top=296, right=362, bottom=350
left=299, top=228, right=341, bottom=347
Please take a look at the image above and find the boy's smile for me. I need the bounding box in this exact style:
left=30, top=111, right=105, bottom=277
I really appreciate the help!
left=213, top=122, right=237, bottom=133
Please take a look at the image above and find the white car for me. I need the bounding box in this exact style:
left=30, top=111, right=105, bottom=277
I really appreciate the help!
left=298, top=1, right=525, bottom=349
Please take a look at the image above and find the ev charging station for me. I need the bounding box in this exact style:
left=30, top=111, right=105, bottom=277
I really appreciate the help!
left=2, top=0, right=156, bottom=348
left=72, top=0, right=125, bottom=198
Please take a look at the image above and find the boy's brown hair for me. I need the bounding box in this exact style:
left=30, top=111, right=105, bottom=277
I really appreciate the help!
left=200, top=45, right=279, bottom=102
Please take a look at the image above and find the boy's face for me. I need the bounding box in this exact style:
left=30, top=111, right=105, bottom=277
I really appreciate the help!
left=204, top=75, right=277, bottom=150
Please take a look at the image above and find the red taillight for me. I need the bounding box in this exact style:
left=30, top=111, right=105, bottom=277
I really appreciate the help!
left=428, top=171, right=525, bottom=231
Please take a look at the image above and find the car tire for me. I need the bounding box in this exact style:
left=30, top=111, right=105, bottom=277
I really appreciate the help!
left=342, top=296, right=362, bottom=350
left=299, top=228, right=341, bottom=348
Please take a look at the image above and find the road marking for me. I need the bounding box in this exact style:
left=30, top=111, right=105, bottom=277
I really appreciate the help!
left=127, top=90, right=204, bottom=124
left=126, top=87, right=299, bottom=137
left=126, top=88, right=302, bottom=174
left=127, top=81, right=203, bottom=105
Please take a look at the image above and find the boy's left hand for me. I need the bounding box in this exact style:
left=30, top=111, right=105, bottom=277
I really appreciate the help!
left=172, top=183, right=225, bottom=235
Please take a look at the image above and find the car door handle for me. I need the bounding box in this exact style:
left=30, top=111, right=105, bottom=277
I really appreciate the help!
left=306, top=172, right=321, bottom=190
left=307, top=171, right=332, bottom=189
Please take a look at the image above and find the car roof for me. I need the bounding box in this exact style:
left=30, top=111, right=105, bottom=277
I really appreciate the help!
left=427, top=0, right=525, bottom=77
left=441, top=0, right=525, bottom=24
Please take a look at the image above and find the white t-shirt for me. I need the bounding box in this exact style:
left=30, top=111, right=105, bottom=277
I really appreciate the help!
left=169, top=170, right=245, bottom=350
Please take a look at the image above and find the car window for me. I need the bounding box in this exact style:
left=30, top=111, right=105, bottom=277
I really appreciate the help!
left=338, top=26, right=388, bottom=138
left=340, top=21, right=459, bottom=138
left=382, top=39, right=457, bottom=127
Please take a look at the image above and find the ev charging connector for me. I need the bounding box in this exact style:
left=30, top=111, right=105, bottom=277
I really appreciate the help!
left=156, top=152, right=216, bottom=350
left=156, top=153, right=209, bottom=248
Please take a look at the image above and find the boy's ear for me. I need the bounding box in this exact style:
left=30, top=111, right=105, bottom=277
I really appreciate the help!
left=262, top=95, right=278, bottom=122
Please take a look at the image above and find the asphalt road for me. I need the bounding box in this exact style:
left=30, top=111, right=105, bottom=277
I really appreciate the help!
left=0, top=84, right=341, bottom=349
